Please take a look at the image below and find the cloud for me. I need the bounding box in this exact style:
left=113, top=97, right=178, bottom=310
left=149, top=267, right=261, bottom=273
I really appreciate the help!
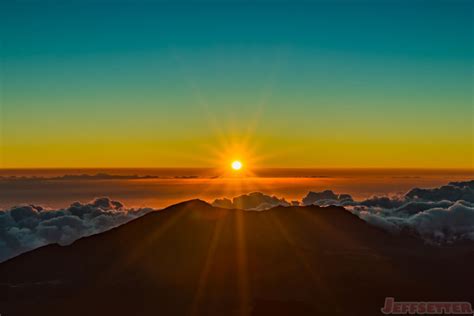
left=0, top=173, right=160, bottom=181
left=302, top=190, right=354, bottom=206
left=406, top=201, right=474, bottom=242
left=215, top=180, right=474, bottom=244
left=405, top=180, right=474, bottom=202
left=349, top=180, right=474, bottom=244
left=2, top=180, right=473, bottom=262
left=212, top=192, right=290, bottom=210
left=354, top=200, right=474, bottom=244
left=0, top=198, right=154, bottom=262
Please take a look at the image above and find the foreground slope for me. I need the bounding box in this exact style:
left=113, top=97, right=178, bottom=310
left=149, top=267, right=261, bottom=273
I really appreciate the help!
left=0, top=200, right=473, bottom=315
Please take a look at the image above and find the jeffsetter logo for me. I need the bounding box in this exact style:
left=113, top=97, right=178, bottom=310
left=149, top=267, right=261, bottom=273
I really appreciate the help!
left=381, top=297, right=474, bottom=315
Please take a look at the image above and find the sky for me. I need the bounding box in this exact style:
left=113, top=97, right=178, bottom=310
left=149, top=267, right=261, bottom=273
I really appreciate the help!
left=0, top=0, right=473, bottom=169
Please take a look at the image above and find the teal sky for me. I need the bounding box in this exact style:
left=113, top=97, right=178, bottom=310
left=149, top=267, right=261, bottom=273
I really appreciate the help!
left=0, top=0, right=472, bottom=168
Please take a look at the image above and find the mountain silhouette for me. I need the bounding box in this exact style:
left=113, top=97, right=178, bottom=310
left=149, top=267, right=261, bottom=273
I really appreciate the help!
left=0, top=199, right=473, bottom=316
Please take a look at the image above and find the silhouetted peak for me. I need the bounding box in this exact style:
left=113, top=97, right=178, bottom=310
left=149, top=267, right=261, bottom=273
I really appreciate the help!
left=166, top=199, right=212, bottom=210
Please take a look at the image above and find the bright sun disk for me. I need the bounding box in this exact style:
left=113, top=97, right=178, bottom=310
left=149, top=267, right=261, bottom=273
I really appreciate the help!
left=231, top=160, right=242, bottom=170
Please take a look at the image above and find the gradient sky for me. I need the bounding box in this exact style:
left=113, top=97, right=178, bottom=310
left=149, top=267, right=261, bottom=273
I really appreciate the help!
left=0, top=0, right=472, bottom=168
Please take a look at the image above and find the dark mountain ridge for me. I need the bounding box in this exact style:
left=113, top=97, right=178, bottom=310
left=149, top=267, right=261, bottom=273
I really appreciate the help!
left=0, top=200, right=473, bottom=315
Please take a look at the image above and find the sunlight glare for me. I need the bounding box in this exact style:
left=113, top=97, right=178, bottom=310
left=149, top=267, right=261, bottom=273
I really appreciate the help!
left=231, top=160, right=243, bottom=171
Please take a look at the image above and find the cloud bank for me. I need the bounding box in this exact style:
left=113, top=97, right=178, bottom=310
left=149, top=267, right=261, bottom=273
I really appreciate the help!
left=213, top=192, right=291, bottom=210
left=0, top=173, right=160, bottom=181
left=0, top=198, right=154, bottom=262
left=347, top=180, right=474, bottom=244
left=214, top=180, right=474, bottom=244
left=1, top=180, right=473, bottom=262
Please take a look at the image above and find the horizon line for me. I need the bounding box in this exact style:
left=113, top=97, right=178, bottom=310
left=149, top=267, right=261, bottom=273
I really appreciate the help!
left=1, top=167, right=473, bottom=171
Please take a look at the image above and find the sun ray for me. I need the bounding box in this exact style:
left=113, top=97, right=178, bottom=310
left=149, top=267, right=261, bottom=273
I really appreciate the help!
left=190, top=215, right=225, bottom=315
left=235, top=209, right=250, bottom=316
left=267, top=211, right=323, bottom=286
left=99, top=206, right=189, bottom=283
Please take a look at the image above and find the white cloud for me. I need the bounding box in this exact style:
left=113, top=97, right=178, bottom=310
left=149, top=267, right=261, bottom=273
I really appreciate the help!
left=216, top=180, right=474, bottom=244
left=348, top=180, right=474, bottom=244
left=0, top=197, right=154, bottom=262
left=1, top=180, right=473, bottom=262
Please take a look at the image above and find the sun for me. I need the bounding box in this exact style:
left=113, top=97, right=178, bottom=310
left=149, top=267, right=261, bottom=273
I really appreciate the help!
left=231, top=160, right=242, bottom=171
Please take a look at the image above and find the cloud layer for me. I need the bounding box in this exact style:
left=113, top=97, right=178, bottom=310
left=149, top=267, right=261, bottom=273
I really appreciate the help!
left=0, top=198, right=154, bottom=262
left=347, top=181, right=474, bottom=244
left=1, top=180, right=473, bottom=262
left=214, top=180, right=474, bottom=244
left=213, top=192, right=291, bottom=210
